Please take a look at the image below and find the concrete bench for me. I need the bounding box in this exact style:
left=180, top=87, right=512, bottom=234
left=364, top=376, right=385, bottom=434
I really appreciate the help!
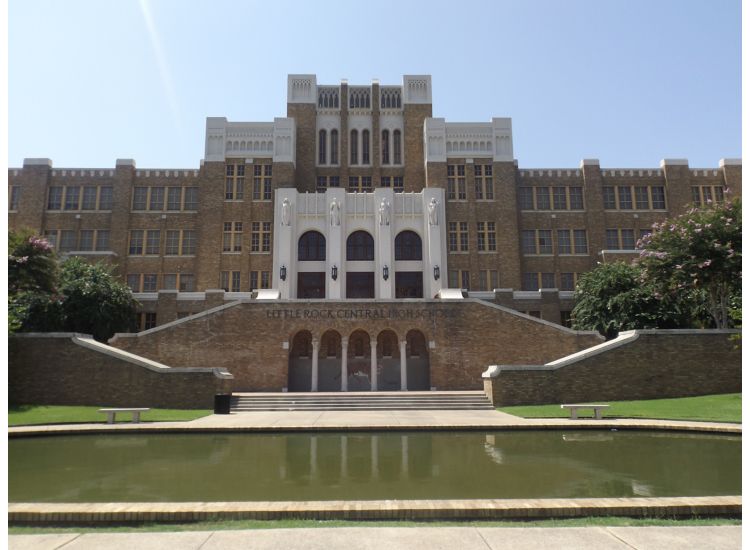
left=560, top=403, right=610, bottom=420
left=98, top=408, right=150, bottom=424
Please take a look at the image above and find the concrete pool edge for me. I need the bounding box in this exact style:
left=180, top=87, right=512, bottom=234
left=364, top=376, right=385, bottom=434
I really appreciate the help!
left=8, top=496, right=741, bottom=524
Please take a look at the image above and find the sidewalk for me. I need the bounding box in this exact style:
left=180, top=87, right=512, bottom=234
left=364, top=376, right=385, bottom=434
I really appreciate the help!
left=9, top=525, right=742, bottom=550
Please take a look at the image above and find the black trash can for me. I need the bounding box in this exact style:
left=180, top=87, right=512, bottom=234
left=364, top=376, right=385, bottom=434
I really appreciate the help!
left=214, top=393, right=232, bottom=414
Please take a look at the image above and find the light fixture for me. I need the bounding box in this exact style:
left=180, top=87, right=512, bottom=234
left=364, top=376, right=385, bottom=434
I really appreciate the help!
left=331, top=265, right=338, bottom=281
left=383, top=265, right=389, bottom=281
left=433, top=265, right=440, bottom=281
left=280, top=265, right=287, bottom=281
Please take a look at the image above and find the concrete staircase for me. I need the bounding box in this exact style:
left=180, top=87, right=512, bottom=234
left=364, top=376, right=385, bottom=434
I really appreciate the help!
left=230, top=391, right=494, bottom=412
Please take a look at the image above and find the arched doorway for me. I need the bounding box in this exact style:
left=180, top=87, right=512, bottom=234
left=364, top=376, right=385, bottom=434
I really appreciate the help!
left=288, top=330, right=312, bottom=391
left=395, top=231, right=423, bottom=298
left=346, top=231, right=374, bottom=298
left=405, top=329, right=430, bottom=390
left=318, top=330, right=342, bottom=391
left=297, top=231, right=326, bottom=298
left=377, top=330, right=401, bottom=391
left=347, top=330, right=372, bottom=390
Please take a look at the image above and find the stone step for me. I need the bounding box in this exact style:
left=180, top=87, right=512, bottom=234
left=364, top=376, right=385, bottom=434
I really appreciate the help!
left=231, top=405, right=495, bottom=411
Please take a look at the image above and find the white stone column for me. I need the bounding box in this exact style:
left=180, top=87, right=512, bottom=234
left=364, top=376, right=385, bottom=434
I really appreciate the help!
left=400, top=340, right=408, bottom=391
left=311, top=339, right=319, bottom=392
left=370, top=339, right=378, bottom=392
left=341, top=337, right=349, bottom=392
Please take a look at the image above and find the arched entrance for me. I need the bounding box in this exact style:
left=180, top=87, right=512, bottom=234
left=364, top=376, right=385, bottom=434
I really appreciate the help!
left=347, top=330, right=372, bottom=390
left=346, top=231, right=375, bottom=298
left=377, top=330, right=401, bottom=391
left=288, top=330, right=312, bottom=391
left=318, top=330, right=342, bottom=391
left=405, top=329, right=430, bottom=390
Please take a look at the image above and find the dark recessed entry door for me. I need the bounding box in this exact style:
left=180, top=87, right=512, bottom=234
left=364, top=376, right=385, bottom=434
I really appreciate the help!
left=346, top=272, right=374, bottom=298
left=395, top=271, right=423, bottom=298
left=297, top=272, right=325, bottom=298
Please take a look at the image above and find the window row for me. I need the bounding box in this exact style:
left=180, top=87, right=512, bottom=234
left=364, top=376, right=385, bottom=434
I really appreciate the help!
left=127, top=273, right=195, bottom=293
left=45, top=229, right=110, bottom=252
left=129, top=229, right=197, bottom=256
left=691, top=185, right=725, bottom=207
left=521, top=229, right=588, bottom=255
left=297, top=230, right=423, bottom=261
left=220, top=270, right=271, bottom=292
left=447, top=165, right=495, bottom=201
left=522, top=272, right=581, bottom=292
left=448, top=269, right=499, bottom=292
left=225, top=163, right=272, bottom=201
left=604, top=228, right=651, bottom=250
left=603, top=185, right=665, bottom=210
left=223, top=221, right=272, bottom=253
left=315, top=175, right=404, bottom=193
left=132, top=186, right=199, bottom=211
left=518, top=186, right=584, bottom=210
left=48, top=185, right=113, bottom=211
left=448, top=222, right=497, bottom=252
left=318, top=129, right=402, bottom=166
left=316, top=88, right=402, bottom=110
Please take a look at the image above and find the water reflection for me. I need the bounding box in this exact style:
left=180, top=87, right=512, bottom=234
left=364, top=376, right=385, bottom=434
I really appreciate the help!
left=9, top=431, right=740, bottom=503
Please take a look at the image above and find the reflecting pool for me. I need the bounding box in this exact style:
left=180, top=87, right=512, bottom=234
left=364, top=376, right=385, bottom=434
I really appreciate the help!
left=9, top=430, right=740, bottom=502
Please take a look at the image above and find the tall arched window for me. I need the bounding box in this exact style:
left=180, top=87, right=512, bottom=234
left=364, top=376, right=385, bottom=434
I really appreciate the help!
left=395, top=230, right=422, bottom=260
left=298, top=231, right=326, bottom=261
left=381, top=130, right=390, bottom=165
left=346, top=231, right=374, bottom=261
left=318, top=129, right=327, bottom=165
left=350, top=129, right=358, bottom=165
left=330, top=129, right=339, bottom=165
left=362, top=130, right=370, bottom=164
left=393, top=130, right=402, bottom=165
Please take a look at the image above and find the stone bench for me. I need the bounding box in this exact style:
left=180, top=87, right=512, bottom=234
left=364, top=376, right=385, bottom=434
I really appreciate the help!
left=98, top=408, right=150, bottom=424
left=560, top=403, right=610, bottom=420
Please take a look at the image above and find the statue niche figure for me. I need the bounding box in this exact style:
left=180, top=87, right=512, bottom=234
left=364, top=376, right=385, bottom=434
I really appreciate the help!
left=330, top=198, right=340, bottom=226
left=378, top=198, right=391, bottom=226
left=281, top=198, right=291, bottom=226
left=427, top=197, right=439, bottom=226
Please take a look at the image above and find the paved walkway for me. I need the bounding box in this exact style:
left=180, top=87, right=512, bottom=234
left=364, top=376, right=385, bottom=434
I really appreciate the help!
left=8, top=525, right=742, bottom=549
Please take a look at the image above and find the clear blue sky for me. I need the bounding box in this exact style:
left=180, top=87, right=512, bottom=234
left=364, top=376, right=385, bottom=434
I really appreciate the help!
left=8, top=0, right=741, bottom=169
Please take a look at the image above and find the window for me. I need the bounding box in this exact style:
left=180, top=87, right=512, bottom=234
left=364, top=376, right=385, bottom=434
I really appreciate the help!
left=380, top=176, right=404, bottom=192
left=573, top=229, right=588, bottom=254
left=64, top=186, right=80, bottom=210
left=184, top=187, right=198, bottom=210
left=250, top=271, right=271, bottom=290
left=179, top=274, right=195, bottom=291
left=149, top=187, right=164, bottom=210
left=618, top=186, right=633, bottom=209
left=395, top=231, right=422, bottom=260
left=78, top=230, right=94, bottom=251
left=521, top=230, right=536, bottom=254
left=298, top=231, right=326, bottom=261
left=692, top=185, right=725, bottom=207
left=477, top=222, right=496, bottom=252
left=82, top=187, right=98, bottom=210
left=127, top=274, right=140, bottom=292
left=95, top=230, right=110, bottom=251
left=651, top=186, right=666, bottom=209
left=225, top=163, right=245, bottom=200
left=223, top=222, right=243, bottom=252
left=635, top=186, right=650, bottom=209
left=557, top=229, right=587, bottom=254
left=132, top=187, right=148, bottom=210
left=519, top=187, right=533, bottom=210
left=393, top=129, right=402, bottom=164
left=605, top=229, right=636, bottom=250
left=447, top=165, right=466, bottom=200
left=129, top=230, right=144, bottom=255
left=220, top=270, right=241, bottom=292
left=522, top=229, right=552, bottom=255
left=381, top=130, right=390, bottom=164
left=603, top=187, right=616, bottom=209
left=58, top=230, right=76, bottom=252
left=553, top=187, right=567, bottom=210
left=447, top=221, right=469, bottom=252
left=350, top=130, right=358, bottom=165
left=522, top=272, right=555, bottom=291
left=127, top=274, right=158, bottom=293
left=348, top=176, right=372, bottom=192
left=252, top=164, right=273, bottom=200
left=143, top=274, right=158, bottom=292
left=448, top=269, right=471, bottom=290
left=143, top=312, right=157, bottom=330
left=330, top=129, right=339, bottom=165
left=569, top=187, right=584, bottom=209
left=48, top=187, right=63, bottom=210
left=250, top=221, right=271, bottom=253
left=606, top=185, right=666, bottom=210
left=316, top=176, right=340, bottom=192
left=535, top=187, right=550, bottom=210
left=167, top=187, right=182, bottom=210
left=477, top=270, right=499, bottom=291
left=557, top=229, right=572, bottom=254
left=474, top=165, right=493, bottom=200
left=560, top=310, right=573, bottom=327
left=362, top=130, right=370, bottom=164
left=145, top=230, right=160, bottom=254
left=560, top=272, right=579, bottom=291
left=165, top=230, right=195, bottom=255
left=163, top=274, right=177, bottom=289
left=9, top=186, right=20, bottom=210
left=318, top=129, right=327, bottom=164
left=346, top=231, right=374, bottom=260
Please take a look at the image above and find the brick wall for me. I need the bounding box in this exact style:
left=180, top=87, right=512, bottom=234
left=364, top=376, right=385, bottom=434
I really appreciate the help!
left=9, top=333, right=233, bottom=408
left=483, top=330, right=741, bottom=406
left=109, top=299, right=603, bottom=391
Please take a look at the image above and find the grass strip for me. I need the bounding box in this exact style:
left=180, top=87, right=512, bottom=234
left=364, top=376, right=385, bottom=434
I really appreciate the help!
left=9, top=405, right=211, bottom=426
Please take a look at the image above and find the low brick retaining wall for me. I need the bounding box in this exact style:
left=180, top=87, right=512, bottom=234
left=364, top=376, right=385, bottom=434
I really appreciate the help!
left=483, top=330, right=741, bottom=406
left=9, top=333, right=233, bottom=409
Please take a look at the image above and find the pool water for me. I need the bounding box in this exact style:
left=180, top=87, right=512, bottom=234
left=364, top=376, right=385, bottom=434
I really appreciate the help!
left=8, top=430, right=740, bottom=502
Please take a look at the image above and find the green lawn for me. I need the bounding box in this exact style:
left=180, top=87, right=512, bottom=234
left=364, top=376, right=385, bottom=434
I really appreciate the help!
left=9, top=405, right=212, bottom=426
left=499, top=393, right=741, bottom=423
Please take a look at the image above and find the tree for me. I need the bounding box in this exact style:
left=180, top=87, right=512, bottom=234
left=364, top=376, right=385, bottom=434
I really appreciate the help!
left=57, top=257, right=139, bottom=341
left=638, top=198, right=741, bottom=329
left=571, top=262, right=689, bottom=339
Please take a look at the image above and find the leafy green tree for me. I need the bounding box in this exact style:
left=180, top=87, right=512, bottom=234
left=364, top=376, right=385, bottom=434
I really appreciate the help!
left=57, top=257, right=139, bottom=341
left=571, top=262, right=689, bottom=339
left=638, top=198, right=741, bottom=329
